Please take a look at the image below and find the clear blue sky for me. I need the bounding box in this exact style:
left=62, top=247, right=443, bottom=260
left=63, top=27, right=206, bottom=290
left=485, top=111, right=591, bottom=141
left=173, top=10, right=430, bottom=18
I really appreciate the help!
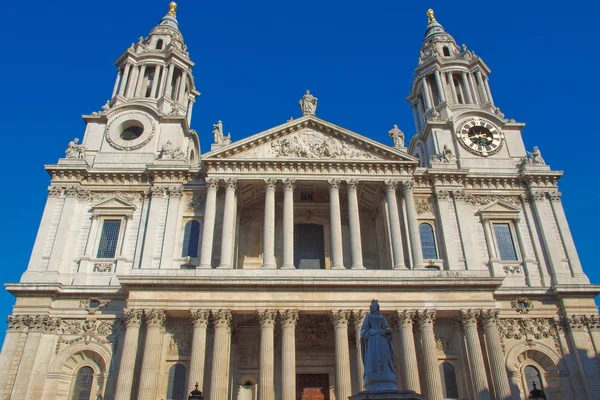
left=0, top=0, right=597, bottom=343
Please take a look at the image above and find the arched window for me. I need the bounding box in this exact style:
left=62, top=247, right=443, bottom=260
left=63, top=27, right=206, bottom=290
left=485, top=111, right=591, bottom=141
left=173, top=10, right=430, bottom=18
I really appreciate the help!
left=71, top=366, right=94, bottom=400
left=182, top=220, right=200, bottom=257
left=443, top=46, right=451, bottom=57
left=189, top=149, right=195, bottom=164
left=156, top=39, right=164, bottom=50
left=166, top=364, right=187, bottom=400
left=419, top=223, right=438, bottom=259
left=440, top=362, right=459, bottom=399
left=524, top=365, right=544, bottom=394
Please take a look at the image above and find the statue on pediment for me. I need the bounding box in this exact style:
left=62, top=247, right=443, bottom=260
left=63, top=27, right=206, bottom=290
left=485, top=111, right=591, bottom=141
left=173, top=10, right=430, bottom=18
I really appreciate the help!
left=526, top=146, right=545, bottom=165
left=299, top=90, right=318, bottom=115
left=66, top=138, right=85, bottom=159
left=212, top=120, right=231, bottom=145
left=388, top=124, right=405, bottom=148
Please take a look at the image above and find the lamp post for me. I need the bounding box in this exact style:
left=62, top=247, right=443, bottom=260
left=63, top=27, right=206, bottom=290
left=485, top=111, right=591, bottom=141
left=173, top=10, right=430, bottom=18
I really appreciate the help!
left=528, top=382, right=546, bottom=400
left=188, top=382, right=203, bottom=400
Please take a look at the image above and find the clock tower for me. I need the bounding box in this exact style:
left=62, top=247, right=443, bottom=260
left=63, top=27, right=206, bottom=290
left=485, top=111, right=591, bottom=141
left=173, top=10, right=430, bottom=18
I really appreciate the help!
left=407, top=9, right=528, bottom=172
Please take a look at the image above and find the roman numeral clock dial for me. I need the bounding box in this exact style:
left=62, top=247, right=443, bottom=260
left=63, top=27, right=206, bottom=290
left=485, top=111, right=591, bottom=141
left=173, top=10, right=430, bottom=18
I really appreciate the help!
left=456, top=118, right=504, bottom=156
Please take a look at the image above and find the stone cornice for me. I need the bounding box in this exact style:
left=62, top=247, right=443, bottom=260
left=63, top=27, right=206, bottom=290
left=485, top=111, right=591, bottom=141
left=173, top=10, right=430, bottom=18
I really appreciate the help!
left=5, top=283, right=125, bottom=297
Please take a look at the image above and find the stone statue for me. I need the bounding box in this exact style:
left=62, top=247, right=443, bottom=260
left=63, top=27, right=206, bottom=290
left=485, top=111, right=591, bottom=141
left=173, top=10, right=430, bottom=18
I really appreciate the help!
left=212, top=120, right=231, bottom=145
left=441, top=144, right=454, bottom=163
left=66, top=138, right=85, bottom=159
left=388, top=125, right=405, bottom=148
left=160, top=140, right=185, bottom=160
left=527, top=146, right=545, bottom=165
left=360, top=300, right=396, bottom=391
left=299, top=90, right=318, bottom=116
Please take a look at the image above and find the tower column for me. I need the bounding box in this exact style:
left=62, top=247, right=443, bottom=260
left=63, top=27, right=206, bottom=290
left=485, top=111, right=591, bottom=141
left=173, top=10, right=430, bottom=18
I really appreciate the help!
left=210, top=310, right=233, bottom=400
left=112, top=68, right=122, bottom=98
left=434, top=69, right=446, bottom=102
left=484, top=77, right=495, bottom=106
left=188, top=310, right=210, bottom=393
left=114, top=309, right=143, bottom=400
left=158, top=64, right=170, bottom=98
left=187, top=96, right=195, bottom=125
left=480, top=310, right=512, bottom=400
left=258, top=310, right=277, bottom=400
left=468, top=73, right=480, bottom=104
left=434, top=189, right=459, bottom=270
left=135, top=64, right=147, bottom=97
left=402, top=180, right=423, bottom=269
left=125, top=64, right=139, bottom=98
left=219, top=178, right=238, bottom=269
left=353, top=310, right=367, bottom=392
left=150, top=65, right=161, bottom=98
left=332, top=310, right=352, bottom=400
left=396, top=310, right=421, bottom=393
left=447, top=72, right=458, bottom=104
left=140, top=187, right=167, bottom=269
left=461, top=71, right=473, bottom=103
left=411, top=104, right=420, bottom=133
left=416, top=310, right=443, bottom=400
left=459, top=310, right=491, bottom=400
left=280, top=309, right=298, bottom=400
left=199, top=178, right=219, bottom=269
left=384, top=180, right=405, bottom=269
left=282, top=179, right=295, bottom=269
left=178, top=71, right=188, bottom=102
left=165, top=64, right=176, bottom=99
left=118, top=63, right=131, bottom=97
left=138, top=309, right=166, bottom=399
left=422, top=80, right=432, bottom=110
left=160, top=186, right=183, bottom=269
left=346, top=179, right=364, bottom=269
left=262, top=178, right=277, bottom=269
left=329, top=179, right=344, bottom=269
left=475, top=71, right=488, bottom=103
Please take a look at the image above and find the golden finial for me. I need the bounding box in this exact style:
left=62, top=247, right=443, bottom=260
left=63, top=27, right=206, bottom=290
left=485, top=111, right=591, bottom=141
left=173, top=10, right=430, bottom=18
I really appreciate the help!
left=168, top=2, right=177, bottom=16
left=426, top=9, right=436, bottom=23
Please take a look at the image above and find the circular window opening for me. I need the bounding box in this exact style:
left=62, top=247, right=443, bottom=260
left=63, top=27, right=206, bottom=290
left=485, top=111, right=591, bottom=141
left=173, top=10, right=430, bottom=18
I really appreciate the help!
left=119, top=120, right=144, bottom=141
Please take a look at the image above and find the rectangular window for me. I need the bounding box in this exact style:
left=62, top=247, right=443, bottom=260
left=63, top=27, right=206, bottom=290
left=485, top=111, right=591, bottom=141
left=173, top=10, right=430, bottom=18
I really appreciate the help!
left=493, top=223, right=518, bottom=261
left=300, top=193, right=314, bottom=202
left=96, top=220, right=121, bottom=258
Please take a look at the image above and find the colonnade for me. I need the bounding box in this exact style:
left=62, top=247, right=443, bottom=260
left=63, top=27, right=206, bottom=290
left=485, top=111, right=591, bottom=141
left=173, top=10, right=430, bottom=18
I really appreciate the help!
left=113, top=308, right=511, bottom=400
left=198, top=177, right=424, bottom=270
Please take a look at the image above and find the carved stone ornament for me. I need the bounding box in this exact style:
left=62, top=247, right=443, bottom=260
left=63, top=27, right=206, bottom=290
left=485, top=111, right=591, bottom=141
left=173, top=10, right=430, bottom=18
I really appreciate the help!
left=511, top=297, right=533, bottom=314
left=80, top=297, right=109, bottom=315
left=299, top=90, right=318, bottom=115
left=328, top=178, right=341, bottom=190
left=388, top=124, right=405, bottom=148
left=224, top=178, right=238, bottom=191
left=123, top=309, right=143, bottom=327
left=384, top=179, right=398, bottom=192
left=190, top=310, right=210, bottom=328
left=8, top=315, right=61, bottom=333
left=212, top=309, right=232, bottom=329
left=239, top=340, right=259, bottom=368
left=430, top=145, right=455, bottom=164
left=469, top=194, right=520, bottom=207
left=566, top=315, right=600, bottom=331
left=168, top=326, right=192, bottom=356
left=159, top=140, right=186, bottom=160
left=65, top=138, right=86, bottom=159
left=435, top=334, right=450, bottom=353
left=353, top=309, right=368, bottom=327
left=503, top=265, right=522, bottom=274
left=144, top=309, right=166, bottom=327
left=496, top=317, right=559, bottom=353
left=415, top=309, right=436, bottom=327
left=296, top=314, right=332, bottom=348
left=459, top=309, right=480, bottom=327
left=415, top=198, right=432, bottom=215
left=93, top=263, right=113, bottom=273
left=89, top=191, right=144, bottom=203
left=282, top=178, right=296, bottom=190
left=548, top=191, right=562, bottom=202
left=346, top=179, right=359, bottom=191
left=56, top=317, right=120, bottom=354
left=48, top=186, right=63, bottom=197
left=279, top=309, right=299, bottom=328
left=434, top=189, right=450, bottom=201
left=169, top=186, right=183, bottom=198
left=258, top=309, right=277, bottom=328
left=395, top=310, right=416, bottom=327
left=264, top=178, right=277, bottom=190
left=105, top=111, right=156, bottom=151
left=331, top=310, right=351, bottom=328
left=186, top=193, right=205, bottom=212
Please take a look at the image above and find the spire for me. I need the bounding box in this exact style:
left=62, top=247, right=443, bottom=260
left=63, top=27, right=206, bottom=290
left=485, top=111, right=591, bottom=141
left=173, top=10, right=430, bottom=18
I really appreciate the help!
left=152, top=1, right=180, bottom=33
left=423, top=8, right=451, bottom=40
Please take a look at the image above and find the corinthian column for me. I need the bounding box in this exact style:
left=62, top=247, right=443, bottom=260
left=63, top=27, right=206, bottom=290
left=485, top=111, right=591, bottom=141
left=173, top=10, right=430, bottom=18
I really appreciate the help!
left=280, top=309, right=298, bottom=400
left=282, top=179, right=295, bottom=269
left=396, top=310, right=421, bottom=393
left=262, top=179, right=277, bottom=269
left=188, top=310, right=210, bottom=393
left=459, top=310, right=491, bottom=400
left=402, top=181, right=423, bottom=268
left=416, top=310, right=443, bottom=400
left=480, top=310, right=511, bottom=400
left=219, top=178, right=238, bottom=269
left=210, top=310, right=233, bottom=400
left=115, top=309, right=143, bottom=400
left=199, top=178, right=219, bottom=269
left=0, top=316, right=27, bottom=399
left=347, top=179, right=364, bottom=269
left=258, top=310, right=277, bottom=400
left=138, top=309, right=166, bottom=399
left=332, top=310, right=352, bottom=400
left=329, top=179, right=344, bottom=269
left=353, top=310, right=368, bottom=391
left=384, top=180, right=405, bottom=269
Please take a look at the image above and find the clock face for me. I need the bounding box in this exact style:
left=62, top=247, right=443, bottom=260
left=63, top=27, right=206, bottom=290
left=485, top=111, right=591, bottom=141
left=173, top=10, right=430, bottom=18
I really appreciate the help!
left=457, top=118, right=504, bottom=156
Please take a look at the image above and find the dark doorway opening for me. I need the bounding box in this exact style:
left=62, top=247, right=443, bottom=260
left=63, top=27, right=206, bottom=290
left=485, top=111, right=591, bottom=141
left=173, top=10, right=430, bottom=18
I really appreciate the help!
left=294, top=224, right=325, bottom=269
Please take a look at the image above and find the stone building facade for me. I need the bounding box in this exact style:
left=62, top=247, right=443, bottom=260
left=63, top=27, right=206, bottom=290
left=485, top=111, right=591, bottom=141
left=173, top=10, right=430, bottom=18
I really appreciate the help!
left=0, top=4, right=598, bottom=400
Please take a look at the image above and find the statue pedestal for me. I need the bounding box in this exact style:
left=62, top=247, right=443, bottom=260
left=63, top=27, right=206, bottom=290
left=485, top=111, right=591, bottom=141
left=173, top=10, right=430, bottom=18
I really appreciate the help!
left=348, top=389, right=424, bottom=400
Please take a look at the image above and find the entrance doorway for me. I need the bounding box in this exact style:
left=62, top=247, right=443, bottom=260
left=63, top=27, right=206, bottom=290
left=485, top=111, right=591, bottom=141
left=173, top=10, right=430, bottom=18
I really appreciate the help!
left=296, top=374, right=330, bottom=400
left=294, top=224, right=325, bottom=269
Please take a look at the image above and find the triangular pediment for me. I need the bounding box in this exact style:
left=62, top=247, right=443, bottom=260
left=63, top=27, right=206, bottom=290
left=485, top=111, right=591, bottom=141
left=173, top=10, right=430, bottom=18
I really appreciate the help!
left=477, top=201, right=521, bottom=216
left=202, top=115, right=417, bottom=163
left=91, top=198, right=137, bottom=212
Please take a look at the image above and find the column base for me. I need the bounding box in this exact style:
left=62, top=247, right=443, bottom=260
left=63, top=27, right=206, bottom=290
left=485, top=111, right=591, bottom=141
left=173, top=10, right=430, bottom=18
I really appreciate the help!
left=281, top=265, right=295, bottom=270
left=393, top=265, right=407, bottom=270
left=261, top=265, right=276, bottom=269
left=198, top=264, right=213, bottom=269
left=217, top=264, right=232, bottom=269
left=331, top=265, right=346, bottom=270
left=351, top=265, right=366, bottom=270
left=349, top=390, right=424, bottom=400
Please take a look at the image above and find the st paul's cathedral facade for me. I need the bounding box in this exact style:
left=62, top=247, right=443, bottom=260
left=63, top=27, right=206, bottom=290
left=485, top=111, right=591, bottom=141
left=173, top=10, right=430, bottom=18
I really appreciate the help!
left=0, top=4, right=598, bottom=400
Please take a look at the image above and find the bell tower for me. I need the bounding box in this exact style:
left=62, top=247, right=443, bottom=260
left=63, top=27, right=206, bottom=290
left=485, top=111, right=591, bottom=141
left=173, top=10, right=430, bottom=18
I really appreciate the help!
left=79, top=2, right=201, bottom=168
left=407, top=9, right=528, bottom=171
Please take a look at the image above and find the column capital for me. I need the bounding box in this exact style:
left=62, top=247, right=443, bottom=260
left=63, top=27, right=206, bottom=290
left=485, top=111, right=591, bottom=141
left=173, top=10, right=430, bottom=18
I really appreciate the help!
left=224, top=178, right=238, bottom=190
left=190, top=309, right=210, bottom=328
left=279, top=309, right=299, bottom=328
left=144, top=309, right=166, bottom=328
left=479, top=309, right=500, bottom=326
left=548, top=190, right=562, bottom=202
left=212, top=309, right=232, bottom=329
left=328, top=178, right=342, bottom=190
left=395, top=309, right=417, bottom=327
left=384, top=179, right=398, bottom=192
left=123, top=309, right=144, bottom=328
left=401, top=180, right=415, bottom=191
left=331, top=310, right=351, bottom=328
left=282, top=178, right=296, bottom=190
left=352, top=309, right=368, bottom=327
left=169, top=186, right=183, bottom=198
left=258, top=309, right=277, bottom=328
left=205, top=177, right=220, bottom=190
left=346, top=179, right=359, bottom=191
left=459, top=309, right=480, bottom=327
left=415, top=309, right=436, bottom=327
left=264, top=178, right=277, bottom=190
left=7, top=315, right=29, bottom=332
left=434, top=188, right=450, bottom=201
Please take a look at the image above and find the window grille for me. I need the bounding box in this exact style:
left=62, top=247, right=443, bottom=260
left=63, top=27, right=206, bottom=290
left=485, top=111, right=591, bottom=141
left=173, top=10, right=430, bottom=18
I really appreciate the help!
left=300, top=193, right=314, bottom=202
left=441, top=362, right=459, bottom=399
left=96, top=220, right=121, bottom=258
left=166, top=364, right=187, bottom=400
left=182, top=220, right=200, bottom=257
left=419, top=223, right=438, bottom=259
left=71, top=366, right=94, bottom=400
left=493, top=223, right=518, bottom=260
